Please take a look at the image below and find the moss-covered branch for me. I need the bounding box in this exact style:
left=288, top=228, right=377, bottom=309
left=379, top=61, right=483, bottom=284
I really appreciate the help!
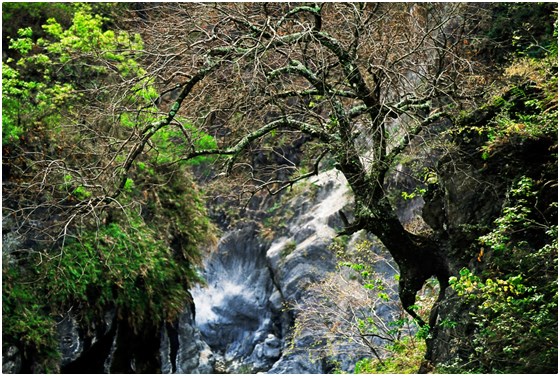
left=185, top=116, right=333, bottom=175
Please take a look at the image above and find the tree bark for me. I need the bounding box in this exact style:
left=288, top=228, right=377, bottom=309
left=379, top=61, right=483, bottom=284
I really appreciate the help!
left=337, top=155, right=450, bottom=329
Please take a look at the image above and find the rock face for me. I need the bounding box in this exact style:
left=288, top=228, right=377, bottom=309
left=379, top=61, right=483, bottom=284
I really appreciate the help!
left=1, top=346, right=22, bottom=374
left=265, top=170, right=352, bottom=373
left=266, top=170, right=349, bottom=304
left=191, top=169, right=358, bottom=373
left=50, top=301, right=212, bottom=374
left=191, top=224, right=282, bottom=373
left=160, top=308, right=215, bottom=374
left=191, top=169, right=406, bottom=374
left=57, top=315, right=85, bottom=367
left=55, top=310, right=117, bottom=373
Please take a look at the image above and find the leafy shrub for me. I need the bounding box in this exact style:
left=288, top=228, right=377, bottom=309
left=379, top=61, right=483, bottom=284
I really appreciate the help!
left=354, top=337, right=426, bottom=374
left=449, top=177, right=558, bottom=373
left=2, top=6, right=217, bottom=370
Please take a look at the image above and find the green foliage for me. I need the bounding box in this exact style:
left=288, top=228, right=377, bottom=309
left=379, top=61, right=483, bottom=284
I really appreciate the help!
left=449, top=176, right=558, bottom=373
left=450, top=266, right=557, bottom=372
left=478, top=176, right=536, bottom=252
left=400, top=187, right=426, bottom=201
left=119, top=111, right=219, bottom=167
left=2, top=164, right=214, bottom=367
left=353, top=337, right=426, bottom=374
left=1, top=60, right=68, bottom=146
left=72, top=185, right=92, bottom=200
left=129, top=164, right=216, bottom=267
left=1, top=63, right=25, bottom=144
left=414, top=324, right=431, bottom=340
left=455, top=19, right=558, bottom=162
left=398, top=168, right=438, bottom=201
left=1, top=6, right=147, bottom=147
left=10, top=27, right=34, bottom=54
left=149, top=117, right=218, bottom=166
left=122, top=178, right=135, bottom=193
left=2, top=6, right=217, bottom=369
left=36, top=9, right=144, bottom=77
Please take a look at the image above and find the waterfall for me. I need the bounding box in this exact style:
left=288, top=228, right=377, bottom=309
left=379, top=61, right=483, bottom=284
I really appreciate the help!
left=191, top=224, right=282, bottom=373
left=190, top=170, right=346, bottom=373
left=190, top=169, right=404, bottom=373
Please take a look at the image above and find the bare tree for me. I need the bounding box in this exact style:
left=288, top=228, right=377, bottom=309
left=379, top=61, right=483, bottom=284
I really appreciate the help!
left=4, top=1, right=489, bottom=345
left=120, top=2, right=488, bottom=329
left=292, top=271, right=403, bottom=366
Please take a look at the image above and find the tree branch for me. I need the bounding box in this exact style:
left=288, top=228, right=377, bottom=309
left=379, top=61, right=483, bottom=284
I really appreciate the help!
left=114, top=58, right=223, bottom=199
left=275, top=4, right=321, bottom=29
left=274, top=88, right=357, bottom=99
left=386, top=111, right=449, bottom=167
left=184, top=117, right=332, bottom=175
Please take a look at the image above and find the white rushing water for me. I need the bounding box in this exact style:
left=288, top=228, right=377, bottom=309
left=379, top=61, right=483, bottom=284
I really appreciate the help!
left=190, top=169, right=400, bottom=374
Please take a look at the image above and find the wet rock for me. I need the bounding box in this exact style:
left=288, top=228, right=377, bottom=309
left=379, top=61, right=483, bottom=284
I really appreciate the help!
left=191, top=224, right=281, bottom=372
left=57, top=315, right=83, bottom=367
left=2, top=346, right=22, bottom=374
left=161, top=306, right=215, bottom=374
left=250, top=334, right=283, bottom=370
left=56, top=309, right=117, bottom=373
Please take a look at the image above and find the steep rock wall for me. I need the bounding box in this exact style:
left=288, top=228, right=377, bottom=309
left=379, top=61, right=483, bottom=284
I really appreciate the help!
left=191, top=169, right=408, bottom=374
left=191, top=224, right=282, bottom=373
left=422, top=127, right=557, bottom=368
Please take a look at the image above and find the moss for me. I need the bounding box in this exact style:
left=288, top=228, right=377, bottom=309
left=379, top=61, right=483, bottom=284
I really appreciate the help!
left=2, top=164, right=215, bottom=369
left=280, top=240, right=297, bottom=259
